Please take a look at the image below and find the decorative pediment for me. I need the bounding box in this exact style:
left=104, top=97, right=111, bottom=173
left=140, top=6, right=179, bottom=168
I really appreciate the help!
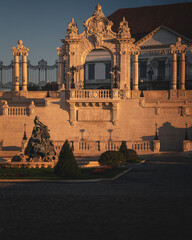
left=137, top=26, right=191, bottom=47
left=83, top=4, right=116, bottom=43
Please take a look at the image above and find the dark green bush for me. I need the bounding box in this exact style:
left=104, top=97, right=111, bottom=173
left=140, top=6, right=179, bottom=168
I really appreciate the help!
left=54, top=140, right=80, bottom=177
left=119, top=141, right=138, bottom=163
left=99, top=150, right=126, bottom=167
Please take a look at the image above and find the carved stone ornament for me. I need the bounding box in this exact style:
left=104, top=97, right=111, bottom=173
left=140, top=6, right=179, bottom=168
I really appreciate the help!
left=170, top=37, right=187, bottom=54
left=182, top=106, right=189, bottom=116
left=12, top=40, right=29, bottom=56
left=183, top=140, right=191, bottom=152
left=153, top=140, right=160, bottom=152
left=118, top=17, right=131, bottom=38
left=155, top=107, right=160, bottom=115
left=66, top=18, right=79, bottom=39
left=56, top=46, right=65, bottom=56
left=139, top=99, right=145, bottom=108
left=83, top=4, right=116, bottom=41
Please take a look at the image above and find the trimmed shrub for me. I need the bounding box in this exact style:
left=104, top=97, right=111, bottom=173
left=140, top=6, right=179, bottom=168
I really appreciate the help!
left=99, top=150, right=126, bottom=167
left=54, top=140, right=80, bottom=177
left=119, top=141, right=138, bottom=163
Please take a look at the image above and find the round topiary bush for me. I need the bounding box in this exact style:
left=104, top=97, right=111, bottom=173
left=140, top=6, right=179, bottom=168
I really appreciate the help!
left=98, top=150, right=126, bottom=167
left=54, top=140, right=80, bottom=177
left=119, top=141, right=138, bottom=163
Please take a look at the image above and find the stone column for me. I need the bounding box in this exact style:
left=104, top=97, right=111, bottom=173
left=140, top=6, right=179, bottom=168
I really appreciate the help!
left=127, top=54, right=131, bottom=90
left=21, top=53, right=28, bottom=91
left=57, top=47, right=64, bottom=90
left=171, top=53, right=177, bottom=90
left=133, top=54, right=139, bottom=90
left=12, top=40, right=29, bottom=92
left=13, top=53, right=20, bottom=91
left=179, top=52, right=185, bottom=90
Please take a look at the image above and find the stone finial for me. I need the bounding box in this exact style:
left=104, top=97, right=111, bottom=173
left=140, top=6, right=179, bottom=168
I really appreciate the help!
left=93, top=3, right=104, bottom=17
left=118, top=17, right=131, bottom=38
left=28, top=101, right=35, bottom=115
left=170, top=37, right=187, bottom=54
left=56, top=47, right=65, bottom=56
left=12, top=40, right=29, bottom=56
left=66, top=18, right=79, bottom=39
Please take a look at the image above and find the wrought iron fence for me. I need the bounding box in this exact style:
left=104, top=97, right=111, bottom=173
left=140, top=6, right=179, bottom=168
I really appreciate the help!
left=0, top=59, right=58, bottom=90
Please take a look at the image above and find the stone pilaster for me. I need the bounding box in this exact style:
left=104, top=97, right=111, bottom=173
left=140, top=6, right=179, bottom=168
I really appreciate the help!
left=112, top=103, right=118, bottom=125
left=171, top=53, right=177, bottom=90
left=179, top=52, right=186, bottom=90
left=133, top=54, right=139, bottom=90
left=69, top=102, right=76, bottom=125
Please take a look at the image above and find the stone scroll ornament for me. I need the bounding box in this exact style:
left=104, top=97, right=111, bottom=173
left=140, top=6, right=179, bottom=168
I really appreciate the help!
left=25, top=116, right=56, bottom=159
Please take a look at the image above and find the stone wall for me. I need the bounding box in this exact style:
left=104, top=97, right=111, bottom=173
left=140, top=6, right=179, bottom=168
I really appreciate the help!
left=0, top=90, right=191, bottom=153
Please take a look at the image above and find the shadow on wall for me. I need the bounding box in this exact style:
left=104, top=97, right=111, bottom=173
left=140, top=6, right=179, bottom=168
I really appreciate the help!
left=142, top=122, right=191, bottom=152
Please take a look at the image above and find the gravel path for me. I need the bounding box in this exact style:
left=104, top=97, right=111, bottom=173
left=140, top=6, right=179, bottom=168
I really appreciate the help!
left=0, top=154, right=192, bottom=240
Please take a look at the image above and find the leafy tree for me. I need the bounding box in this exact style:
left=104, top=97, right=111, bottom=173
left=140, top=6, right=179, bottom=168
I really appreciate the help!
left=54, top=140, right=80, bottom=177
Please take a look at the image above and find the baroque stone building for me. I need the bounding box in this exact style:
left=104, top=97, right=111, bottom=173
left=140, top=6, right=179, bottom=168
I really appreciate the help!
left=0, top=3, right=192, bottom=157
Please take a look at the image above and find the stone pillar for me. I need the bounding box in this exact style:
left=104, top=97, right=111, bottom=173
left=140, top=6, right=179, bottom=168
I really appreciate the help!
left=127, top=54, right=131, bottom=90
left=153, top=140, right=160, bottom=153
left=69, top=102, right=76, bottom=125
left=112, top=103, right=118, bottom=125
left=12, top=40, right=29, bottom=92
left=21, top=53, right=28, bottom=91
left=13, top=54, right=20, bottom=91
left=179, top=52, right=185, bottom=90
left=133, top=54, right=139, bottom=90
left=57, top=47, right=64, bottom=90
left=171, top=53, right=177, bottom=90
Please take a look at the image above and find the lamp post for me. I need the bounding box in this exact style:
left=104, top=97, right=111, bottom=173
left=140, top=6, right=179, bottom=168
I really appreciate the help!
left=23, top=123, right=27, bottom=140
left=185, top=123, right=189, bottom=140
left=154, top=123, right=159, bottom=140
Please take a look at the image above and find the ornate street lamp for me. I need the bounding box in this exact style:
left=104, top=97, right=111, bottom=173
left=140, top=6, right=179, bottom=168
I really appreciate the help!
left=185, top=123, right=189, bottom=140
left=23, top=123, right=27, bottom=140
left=154, top=123, right=159, bottom=140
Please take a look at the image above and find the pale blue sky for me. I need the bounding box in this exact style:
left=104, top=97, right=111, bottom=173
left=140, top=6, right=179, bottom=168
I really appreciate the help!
left=0, top=0, right=191, bottom=65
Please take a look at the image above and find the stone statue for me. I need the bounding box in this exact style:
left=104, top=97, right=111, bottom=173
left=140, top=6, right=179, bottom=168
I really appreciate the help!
left=25, top=116, right=56, bottom=159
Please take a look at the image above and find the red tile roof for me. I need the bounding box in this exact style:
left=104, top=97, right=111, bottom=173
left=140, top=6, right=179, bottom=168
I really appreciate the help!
left=107, top=2, right=192, bottom=42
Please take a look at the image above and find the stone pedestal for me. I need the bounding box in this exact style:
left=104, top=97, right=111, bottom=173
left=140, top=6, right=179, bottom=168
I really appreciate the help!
left=153, top=140, right=160, bottom=153
left=21, top=139, right=28, bottom=153
left=183, top=140, right=191, bottom=152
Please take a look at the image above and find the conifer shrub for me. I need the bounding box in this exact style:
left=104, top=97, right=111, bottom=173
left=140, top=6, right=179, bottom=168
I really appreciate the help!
left=119, top=141, right=138, bottom=163
left=54, top=140, right=80, bottom=177
left=98, top=150, right=126, bottom=167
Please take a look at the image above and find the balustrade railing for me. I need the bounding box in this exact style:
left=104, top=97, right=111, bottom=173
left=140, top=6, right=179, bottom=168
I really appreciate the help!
left=8, top=107, right=27, bottom=116
left=70, top=89, right=112, bottom=99
left=54, top=140, right=153, bottom=156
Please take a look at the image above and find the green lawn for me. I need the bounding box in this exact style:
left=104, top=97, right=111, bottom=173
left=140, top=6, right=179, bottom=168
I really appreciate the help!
left=0, top=167, right=129, bottom=180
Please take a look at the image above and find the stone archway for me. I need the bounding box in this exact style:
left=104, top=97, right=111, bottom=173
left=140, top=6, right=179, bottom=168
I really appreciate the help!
left=59, top=4, right=139, bottom=91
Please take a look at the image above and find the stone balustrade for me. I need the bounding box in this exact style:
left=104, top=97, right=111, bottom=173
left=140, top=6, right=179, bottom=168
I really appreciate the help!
left=69, top=89, right=113, bottom=100
left=54, top=140, right=155, bottom=157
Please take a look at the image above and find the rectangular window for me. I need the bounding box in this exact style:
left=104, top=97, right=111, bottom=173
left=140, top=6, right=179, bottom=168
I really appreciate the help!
left=88, top=64, right=95, bottom=80
left=105, top=62, right=111, bottom=79
left=140, top=61, right=147, bottom=78
left=158, top=60, right=165, bottom=80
